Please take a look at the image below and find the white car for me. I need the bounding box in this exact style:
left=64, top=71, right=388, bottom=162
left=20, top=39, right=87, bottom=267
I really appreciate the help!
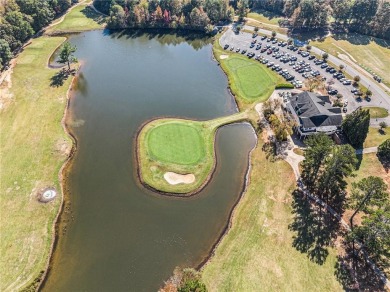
left=343, top=80, right=352, bottom=85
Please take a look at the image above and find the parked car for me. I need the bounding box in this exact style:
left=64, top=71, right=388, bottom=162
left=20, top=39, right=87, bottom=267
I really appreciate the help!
left=321, top=64, right=328, bottom=69
left=261, top=35, right=267, bottom=40
left=343, top=80, right=352, bottom=85
left=308, top=55, right=315, bottom=60
left=343, top=107, right=347, bottom=113
left=230, top=46, right=234, bottom=51
left=224, top=44, right=229, bottom=50
left=236, top=48, right=240, bottom=52
left=252, top=33, right=258, bottom=38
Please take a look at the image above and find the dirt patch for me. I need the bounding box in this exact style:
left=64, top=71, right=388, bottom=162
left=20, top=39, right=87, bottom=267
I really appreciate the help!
left=220, top=55, right=229, bottom=60
left=0, top=60, right=16, bottom=111
left=163, top=172, right=195, bottom=185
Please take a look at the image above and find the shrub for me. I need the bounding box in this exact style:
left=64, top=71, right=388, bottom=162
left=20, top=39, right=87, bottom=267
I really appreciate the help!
left=275, top=83, right=294, bottom=89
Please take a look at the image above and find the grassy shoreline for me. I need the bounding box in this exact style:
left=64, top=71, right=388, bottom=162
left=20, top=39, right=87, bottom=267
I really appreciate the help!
left=201, top=140, right=343, bottom=291
left=137, top=112, right=249, bottom=195
left=0, top=3, right=104, bottom=290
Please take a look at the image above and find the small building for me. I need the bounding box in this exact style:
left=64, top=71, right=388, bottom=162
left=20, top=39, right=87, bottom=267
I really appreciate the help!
left=286, top=91, right=342, bottom=138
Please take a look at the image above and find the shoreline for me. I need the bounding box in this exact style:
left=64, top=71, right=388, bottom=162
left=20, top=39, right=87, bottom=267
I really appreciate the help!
left=134, top=115, right=248, bottom=198
left=197, top=126, right=258, bottom=270
left=37, top=67, right=80, bottom=291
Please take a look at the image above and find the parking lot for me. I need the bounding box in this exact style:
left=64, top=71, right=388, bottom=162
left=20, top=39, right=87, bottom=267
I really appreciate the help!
left=220, top=28, right=378, bottom=115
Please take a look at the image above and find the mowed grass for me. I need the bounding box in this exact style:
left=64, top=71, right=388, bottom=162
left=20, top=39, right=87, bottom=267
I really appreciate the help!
left=138, top=112, right=249, bottom=194
left=311, top=35, right=390, bottom=87
left=364, top=127, right=390, bottom=148
left=202, top=141, right=342, bottom=291
left=348, top=153, right=389, bottom=192
left=148, top=123, right=205, bottom=165
left=364, top=106, right=389, bottom=118
left=45, top=3, right=105, bottom=35
left=0, top=37, right=73, bottom=291
left=214, top=34, right=284, bottom=110
left=247, top=11, right=283, bottom=26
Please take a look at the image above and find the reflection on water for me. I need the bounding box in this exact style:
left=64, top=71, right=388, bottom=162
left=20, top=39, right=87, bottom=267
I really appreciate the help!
left=43, top=30, right=256, bottom=292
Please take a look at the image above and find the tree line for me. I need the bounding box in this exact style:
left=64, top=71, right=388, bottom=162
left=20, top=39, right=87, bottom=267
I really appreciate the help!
left=291, top=132, right=390, bottom=288
left=0, top=0, right=78, bottom=70
left=248, top=0, right=390, bottom=40
left=95, top=0, right=235, bottom=32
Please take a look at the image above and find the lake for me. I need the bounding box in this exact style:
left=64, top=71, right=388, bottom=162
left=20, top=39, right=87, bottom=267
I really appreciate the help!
left=43, top=30, right=256, bottom=291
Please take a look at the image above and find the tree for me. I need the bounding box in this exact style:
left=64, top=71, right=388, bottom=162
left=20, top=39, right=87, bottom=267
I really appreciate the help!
left=365, top=89, right=372, bottom=98
left=16, top=0, right=54, bottom=32
left=287, top=38, right=293, bottom=45
left=349, top=177, right=389, bottom=218
left=339, top=64, right=344, bottom=72
left=322, top=52, right=328, bottom=61
left=379, top=121, right=387, bottom=131
left=271, top=30, right=277, bottom=38
left=353, top=75, right=361, bottom=82
left=342, top=108, right=370, bottom=148
left=348, top=206, right=390, bottom=267
left=0, top=39, right=12, bottom=70
left=108, top=5, right=126, bottom=28
left=301, top=133, right=333, bottom=193
left=306, top=44, right=312, bottom=51
left=332, top=0, right=352, bottom=24
left=236, top=0, right=248, bottom=20
left=254, top=26, right=259, bottom=32
left=377, top=138, right=390, bottom=169
left=58, top=42, right=77, bottom=71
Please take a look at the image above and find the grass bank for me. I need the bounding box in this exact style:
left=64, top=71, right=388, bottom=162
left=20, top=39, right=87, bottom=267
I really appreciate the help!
left=349, top=153, right=389, bottom=191
left=364, top=127, right=390, bottom=148
left=311, top=35, right=390, bottom=87
left=214, top=35, right=285, bottom=110
left=202, top=140, right=342, bottom=291
left=0, top=37, right=74, bottom=291
left=0, top=3, right=105, bottom=290
left=247, top=11, right=283, bottom=26
left=364, top=106, right=389, bottom=119
left=45, top=3, right=105, bottom=35
left=137, top=112, right=250, bottom=195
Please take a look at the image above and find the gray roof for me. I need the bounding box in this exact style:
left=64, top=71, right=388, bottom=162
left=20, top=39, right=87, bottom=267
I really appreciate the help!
left=288, top=91, right=342, bottom=129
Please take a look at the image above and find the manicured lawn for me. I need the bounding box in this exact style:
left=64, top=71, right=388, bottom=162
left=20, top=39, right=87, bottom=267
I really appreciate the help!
left=364, top=127, right=390, bottom=148
left=202, top=141, right=342, bottom=291
left=138, top=112, right=250, bottom=194
left=147, top=123, right=205, bottom=165
left=227, top=57, right=274, bottom=99
left=247, top=11, right=283, bottom=26
left=0, top=37, right=73, bottom=291
left=45, top=3, right=105, bottom=35
left=214, top=34, right=284, bottom=110
left=364, top=106, right=389, bottom=118
left=348, top=153, right=389, bottom=192
left=311, top=35, right=390, bottom=87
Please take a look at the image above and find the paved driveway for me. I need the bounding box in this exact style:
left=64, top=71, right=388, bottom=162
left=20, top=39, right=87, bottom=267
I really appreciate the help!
left=220, top=27, right=390, bottom=126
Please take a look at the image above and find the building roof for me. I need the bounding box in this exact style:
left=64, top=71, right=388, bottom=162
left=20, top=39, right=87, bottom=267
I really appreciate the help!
left=288, top=91, right=342, bottom=130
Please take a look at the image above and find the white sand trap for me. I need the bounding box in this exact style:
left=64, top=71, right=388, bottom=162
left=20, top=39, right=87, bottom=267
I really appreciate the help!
left=220, top=55, right=229, bottom=60
left=164, top=172, right=195, bottom=185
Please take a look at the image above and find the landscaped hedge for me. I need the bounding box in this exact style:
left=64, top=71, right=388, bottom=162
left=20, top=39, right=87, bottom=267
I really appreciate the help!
left=275, top=83, right=294, bottom=89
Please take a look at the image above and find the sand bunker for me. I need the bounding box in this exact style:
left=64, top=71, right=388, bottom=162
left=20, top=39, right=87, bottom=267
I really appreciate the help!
left=38, top=187, right=57, bottom=203
left=164, top=172, right=195, bottom=185
left=220, top=55, right=229, bottom=60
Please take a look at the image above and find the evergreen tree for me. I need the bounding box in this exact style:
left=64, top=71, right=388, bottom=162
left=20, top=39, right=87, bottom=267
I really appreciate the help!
left=342, top=108, right=370, bottom=148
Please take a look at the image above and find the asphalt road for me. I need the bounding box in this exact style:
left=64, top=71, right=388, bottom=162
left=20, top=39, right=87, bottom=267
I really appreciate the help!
left=220, top=27, right=390, bottom=126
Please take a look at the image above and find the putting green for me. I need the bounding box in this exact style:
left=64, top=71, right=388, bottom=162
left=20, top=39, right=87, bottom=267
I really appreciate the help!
left=147, top=123, right=205, bottom=165
left=223, top=57, right=280, bottom=103
left=137, top=112, right=249, bottom=195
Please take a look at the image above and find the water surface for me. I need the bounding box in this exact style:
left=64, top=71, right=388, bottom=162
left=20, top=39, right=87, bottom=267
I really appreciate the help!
left=44, top=30, right=256, bottom=291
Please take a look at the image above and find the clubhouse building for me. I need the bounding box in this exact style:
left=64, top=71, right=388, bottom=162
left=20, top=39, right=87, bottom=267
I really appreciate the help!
left=286, top=91, right=343, bottom=138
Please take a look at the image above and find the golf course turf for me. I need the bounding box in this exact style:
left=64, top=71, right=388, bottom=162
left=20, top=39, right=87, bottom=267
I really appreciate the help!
left=137, top=112, right=250, bottom=195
